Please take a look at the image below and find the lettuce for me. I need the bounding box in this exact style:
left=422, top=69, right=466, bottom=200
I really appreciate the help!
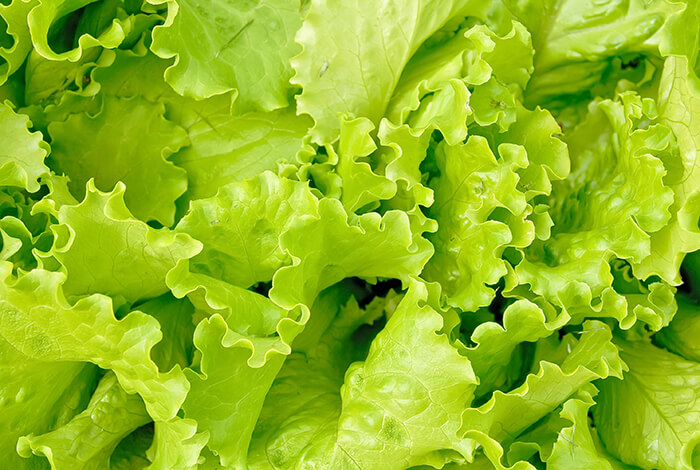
left=0, top=0, right=698, bottom=469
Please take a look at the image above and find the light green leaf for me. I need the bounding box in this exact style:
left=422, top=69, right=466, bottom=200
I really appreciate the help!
left=0, top=216, right=41, bottom=272
left=27, top=0, right=127, bottom=61
left=545, top=387, right=617, bottom=470
left=0, top=0, right=39, bottom=84
left=48, top=95, right=189, bottom=225
left=136, top=294, right=196, bottom=371
left=148, top=0, right=302, bottom=109
left=0, top=262, right=189, bottom=421
left=595, top=338, right=700, bottom=470
left=168, top=263, right=304, bottom=468
left=634, top=57, right=700, bottom=283
left=329, top=117, right=396, bottom=213
left=270, top=198, right=433, bottom=309
left=0, top=101, right=50, bottom=192
left=514, top=91, right=678, bottom=329
left=460, top=321, right=625, bottom=455
left=0, top=335, right=97, bottom=470
left=171, top=107, right=311, bottom=200
left=145, top=418, right=208, bottom=470
left=502, top=384, right=638, bottom=470
left=656, top=293, right=700, bottom=362
left=386, top=20, right=533, bottom=127
left=470, top=76, right=517, bottom=131
left=175, top=172, right=318, bottom=289
left=423, top=135, right=529, bottom=311
left=248, top=286, right=390, bottom=469
left=183, top=313, right=289, bottom=469
left=304, top=279, right=478, bottom=470
left=17, top=371, right=151, bottom=470
left=505, top=0, right=683, bottom=106
left=89, top=47, right=234, bottom=130
left=51, top=181, right=202, bottom=303
left=292, top=0, right=475, bottom=143
left=465, top=299, right=567, bottom=401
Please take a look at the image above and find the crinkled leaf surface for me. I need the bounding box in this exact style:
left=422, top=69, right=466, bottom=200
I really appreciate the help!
left=48, top=95, right=189, bottom=225
left=595, top=339, right=700, bottom=470
left=0, top=0, right=698, bottom=467
left=51, top=181, right=202, bottom=303
left=149, top=0, right=302, bottom=109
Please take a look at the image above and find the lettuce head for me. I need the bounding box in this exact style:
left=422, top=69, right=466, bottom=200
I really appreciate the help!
left=0, top=0, right=698, bottom=469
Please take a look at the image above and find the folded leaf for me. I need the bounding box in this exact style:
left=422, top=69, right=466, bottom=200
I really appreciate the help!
left=145, top=418, right=208, bottom=470
left=424, top=135, right=529, bottom=311
left=595, top=339, right=700, bottom=470
left=0, top=334, right=97, bottom=470
left=292, top=0, right=476, bottom=142
left=149, top=0, right=302, bottom=109
left=634, top=57, right=700, bottom=283
left=271, top=198, right=433, bottom=309
left=0, top=262, right=189, bottom=421
left=17, top=371, right=151, bottom=470
left=461, top=321, right=625, bottom=456
left=303, top=279, right=478, bottom=469
left=0, top=0, right=38, bottom=84
left=48, top=95, right=189, bottom=225
left=175, top=172, right=318, bottom=288
left=0, top=101, right=49, bottom=192
left=51, top=181, right=202, bottom=303
left=28, top=0, right=127, bottom=61
left=171, top=108, right=311, bottom=200
left=656, top=293, right=700, bottom=362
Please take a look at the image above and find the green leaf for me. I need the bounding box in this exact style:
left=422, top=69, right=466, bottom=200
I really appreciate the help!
left=331, top=117, right=395, bottom=213
left=0, top=101, right=50, bottom=192
left=465, top=299, right=567, bottom=401
left=0, top=334, right=97, bottom=470
left=682, top=250, right=700, bottom=296
left=48, top=95, right=189, bottom=225
left=292, top=0, right=476, bottom=143
left=423, top=135, right=529, bottom=311
left=302, top=279, right=478, bottom=469
left=656, top=293, right=700, bottom=362
left=0, top=216, right=41, bottom=272
left=145, top=418, right=208, bottom=470
left=27, top=0, right=127, bottom=61
left=136, top=294, right=196, bottom=371
left=503, top=384, right=638, bottom=470
left=0, top=0, right=39, bottom=85
left=148, top=0, right=302, bottom=109
left=17, top=372, right=151, bottom=470
left=167, top=261, right=304, bottom=468
left=386, top=20, right=533, bottom=127
left=0, top=262, right=189, bottom=421
left=50, top=181, right=202, bottom=303
left=514, top=91, right=678, bottom=329
left=460, top=321, right=625, bottom=455
left=175, top=171, right=318, bottom=289
left=505, top=0, right=683, bottom=106
left=634, top=57, right=700, bottom=283
left=171, top=107, right=311, bottom=200
left=182, top=313, right=289, bottom=468
left=595, top=338, right=700, bottom=470
left=20, top=50, right=104, bottom=126
left=545, top=387, right=618, bottom=470
left=270, top=198, right=433, bottom=309
left=110, top=424, right=154, bottom=470
left=247, top=285, right=390, bottom=469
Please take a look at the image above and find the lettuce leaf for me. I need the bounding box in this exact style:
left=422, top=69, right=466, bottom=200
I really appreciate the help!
left=0, top=0, right=698, bottom=468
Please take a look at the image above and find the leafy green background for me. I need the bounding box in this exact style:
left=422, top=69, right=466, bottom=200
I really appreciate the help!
left=0, top=0, right=698, bottom=469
